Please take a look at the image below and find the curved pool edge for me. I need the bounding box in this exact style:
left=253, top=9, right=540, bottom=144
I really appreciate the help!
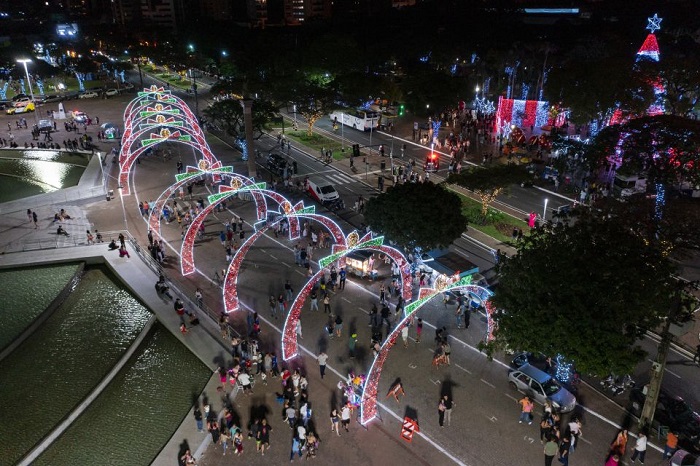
left=0, top=262, right=85, bottom=362
left=17, top=314, right=158, bottom=466
left=0, top=245, right=234, bottom=466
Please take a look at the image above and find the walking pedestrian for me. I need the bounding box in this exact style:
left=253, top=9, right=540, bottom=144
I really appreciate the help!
left=256, top=418, right=272, bottom=455
left=518, top=396, right=534, bottom=424
left=323, top=294, right=331, bottom=313
left=284, top=280, right=294, bottom=302
left=630, top=432, right=647, bottom=464
left=544, top=437, right=558, bottom=466
left=341, top=405, right=351, bottom=432
left=296, top=319, right=303, bottom=339
left=663, top=430, right=679, bottom=459
left=26, top=208, right=32, bottom=223
left=233, top=429, right=244, bottom=456
left=443, top=394, right=454, bottom=426
left=339, top=267, right=346, bottom=290
left=348, top=333, right=357, bottom=358
left=438, top=397, right=446, bottom=427
left=309, top=289, right=318, bottom=311
left=317, top=351, right=328, bottom=379
left=610, top=429, right=628, bottom=457
left=330, top=408, right=341, bottom=436
left=559, top=436, right=571, bottom=466
left=605, top=454, right=620, bottom=466
left=334, top=314, right=343, bottom=337
left=194, top=405, right=204, bottom=432
left=278, top=293, right=286, bottom=315
left=401, top=324, right=409, bottom=348
left=416, top=318, right=423, bottom=343
left=32, top=211, right=38, bottom=229
left=694, top=344, right=700, bottom=364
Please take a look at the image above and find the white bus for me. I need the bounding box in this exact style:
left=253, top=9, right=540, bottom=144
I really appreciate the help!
left=329, top=109, right=380, bottom=131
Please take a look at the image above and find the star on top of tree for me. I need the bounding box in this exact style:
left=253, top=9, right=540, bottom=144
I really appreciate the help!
left=646, top=14, right=662, bottom=34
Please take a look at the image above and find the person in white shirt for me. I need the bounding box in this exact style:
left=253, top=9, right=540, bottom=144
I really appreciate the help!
left=630, top=432, right=647, bottom=464
left=341, top=405, right=351, bottom=432
left=237, top=371, right=252, bottom=394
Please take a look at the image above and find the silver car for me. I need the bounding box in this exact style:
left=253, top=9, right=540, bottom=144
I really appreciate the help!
left=508, top=363, right=577, bottom=413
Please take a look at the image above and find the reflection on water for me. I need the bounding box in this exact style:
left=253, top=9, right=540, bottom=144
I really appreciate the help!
left=0, top=267, right=151, bottom=465
left=0, top=263, right=81, bottom=351
left=0, top=149, right=89, bottom=202
left=35, top=324, right=210, bottom=466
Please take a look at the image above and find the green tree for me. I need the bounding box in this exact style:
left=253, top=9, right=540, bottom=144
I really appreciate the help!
left=587, top=115, right=700, bottom=188
left=294, top=81, right=336, bottom=136
left=447, top=165, right=530, bottom=219
left=364, top=182, right=467, bottom=251
left=203, top=98, right=276, bottom=140
left=486, top=214, right=676, bottom=376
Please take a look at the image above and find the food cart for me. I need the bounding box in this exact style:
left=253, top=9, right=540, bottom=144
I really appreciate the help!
left=345, top=250, right=375, bottom=278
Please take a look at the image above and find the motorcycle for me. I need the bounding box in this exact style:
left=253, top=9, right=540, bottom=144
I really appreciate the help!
left=601, top=374, right=635, bottom=396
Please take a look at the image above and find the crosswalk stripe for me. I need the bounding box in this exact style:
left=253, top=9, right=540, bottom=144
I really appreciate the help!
left=326, top=173, right=355, bottom=185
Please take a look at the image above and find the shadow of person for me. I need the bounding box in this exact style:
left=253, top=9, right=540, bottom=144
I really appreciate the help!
left=404, top=406, right=419, bottom=424
left=440, top=374, right=459, bottom=398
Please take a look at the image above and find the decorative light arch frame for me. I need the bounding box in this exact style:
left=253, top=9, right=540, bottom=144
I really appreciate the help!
left=360, top=277, right=495, bottom=425
left=281, top=231, right=413, bottom=361
left=119, top=86, right=218, bottom=195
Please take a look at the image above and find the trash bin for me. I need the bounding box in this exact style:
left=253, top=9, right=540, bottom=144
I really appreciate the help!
left=107, top=189, right=114, bottom=201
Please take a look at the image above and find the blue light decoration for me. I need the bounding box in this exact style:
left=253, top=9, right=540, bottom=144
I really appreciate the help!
left=471, top=52, right=477, bottom=64
left=647, top=13, right=662, bottom=34
left=119, top=70, right=125, bottom=83
left=419, top=52, right=431, bottom=63
left=521, top=83, right=529, bottom=100
left=19, top=78, right=25, bottom=94
left=450, top=64, right=458, bottom=76
left=361, top=100, right=373, bottom=110
left=484, top=77, right=491, bottom=95
left=0, top=82, right=7, bottom=100
left=431, top=119, right=441, bottom=145
left=74, top=71, right=85, bottom=91
left=555, top=354, right=574, bottom=383
left=36, top=78, right=44, bottom=95
left=505, top=66, right=514, bottom=99
left=589, top=119, right=600, bottom=137
left=539, top=69, right=549, bottom=101
left=655, top=183, right=665, bottom=221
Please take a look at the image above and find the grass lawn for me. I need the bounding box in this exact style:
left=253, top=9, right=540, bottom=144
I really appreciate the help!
left=284, top=130, right=346, bottom=157
left=456, top=192, right=528, bottom=244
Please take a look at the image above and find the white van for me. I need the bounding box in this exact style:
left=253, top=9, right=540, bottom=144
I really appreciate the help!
left=307, top=180, right=340, bottom=204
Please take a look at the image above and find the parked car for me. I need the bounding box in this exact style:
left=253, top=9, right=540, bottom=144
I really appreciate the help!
left=266, top=152, right=288, bottom=176
left=13, top=97, right=32, bottom=107
left=629, top=388, right=700, bottom=453
left=508, top=363, right=577, bottom=413
left=11, top=93, right=29, bottom=102
left=105, top=88, right=119, bottom=97
left=79, top=91, right=99, bottom=99
left=7, top=102, right=35, bottom=114
left=38, top=119, right=53, bottom=131
left=40, top=94, right=63, bottom=103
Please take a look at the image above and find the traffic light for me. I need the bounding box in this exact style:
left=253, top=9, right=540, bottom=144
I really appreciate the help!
left=399, top=104, right=405, bottom=116
left=352, top=144, right=360, bottom=158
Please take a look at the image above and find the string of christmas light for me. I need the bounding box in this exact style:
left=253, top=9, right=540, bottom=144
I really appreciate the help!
left=282, top=270, right=323, bottom=360
left=555, top=354, right=574, bottom=383
left=223, top=227, right=271, bottom=313
left=119, top=87, right=219, bottom=195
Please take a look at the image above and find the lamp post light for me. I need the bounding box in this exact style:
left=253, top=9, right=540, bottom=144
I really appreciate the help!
left=17, top=59, right=40, bottom=127
left=118, top=185, right=128, bottom=231
left=543, top=198, right=549, bottom=221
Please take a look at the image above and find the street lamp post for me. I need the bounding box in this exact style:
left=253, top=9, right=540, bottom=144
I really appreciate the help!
left=543, top=198, right=549, bottom=221
left=17, top=59, right=40, bottom=128
left=191, top=69, right=199, bottom=120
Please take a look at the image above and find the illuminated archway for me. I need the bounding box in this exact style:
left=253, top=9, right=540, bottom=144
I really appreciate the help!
left=359, top=276, right=494, bottom=425
left=119, top=86, right=218, bottom=195
left=281, top=231, right=413, bottom=361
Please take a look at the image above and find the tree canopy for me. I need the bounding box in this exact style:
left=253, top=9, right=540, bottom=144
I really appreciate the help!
left=486, top=213, right=677, bottom=376
left=202, top=98, right=276, bottom=139
left=363, top=182, right=467, bottom=251
left=587, top=115, right=700, bottom=187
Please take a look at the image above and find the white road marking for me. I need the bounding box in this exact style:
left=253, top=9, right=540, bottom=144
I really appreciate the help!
left=341, top=297, right=352, bottom=303
left=480, top=379, right=495, bottom=388
left=454, top=363, right=472, bottom=374
left=408, top=363, right=417, bottom=369
left=269, top=254, right=278, bottom=260
left=504, top=394, right=519, bottom=402
left=430, top=378, right=442, bottom=385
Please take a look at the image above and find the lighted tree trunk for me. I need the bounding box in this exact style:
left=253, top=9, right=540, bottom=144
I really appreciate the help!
left=476, top=188, right=502, bottom=218
left=301, top=111, right=323, bottom=137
